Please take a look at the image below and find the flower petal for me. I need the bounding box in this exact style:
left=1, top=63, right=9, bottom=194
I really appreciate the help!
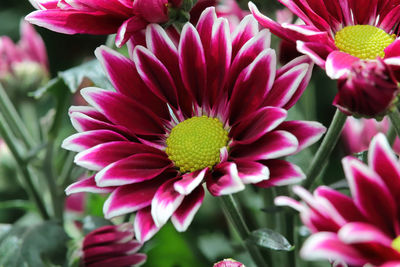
left=256, top=159, right=305, bottom=187
left=134, top=207, right=160, bottom=242
left=65, top=175, right=115, bottom=195
left=277, top=121, right=326, bottom=151
left=326, top=51, right=359, bottom=79
left=174, top=168, right=208, bottom=195
left=206, top=162, right=245, bottom=196
left=235, top=160, right=269, bottom=184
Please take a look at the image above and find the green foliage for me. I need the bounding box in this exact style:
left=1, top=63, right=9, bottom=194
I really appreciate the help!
left=0, top=221, right=69, bottom=267
left=248, top=228, right=294, bottom=251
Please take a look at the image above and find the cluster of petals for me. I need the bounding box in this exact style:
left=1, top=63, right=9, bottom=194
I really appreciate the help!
left=0, top=21, right=48, bottom=81
left=213, top=258, right=245, bottom=267
left=342, top=117, right=400, bottom=155
left=82, top=223, right=146, bottom=267
left=276, top=133, right=400, bottom=266
left=63, top=8, right=325, bottom=242
left=249, top=0, right=400, bottom=117
left=26, top=0, right=188, bottom=47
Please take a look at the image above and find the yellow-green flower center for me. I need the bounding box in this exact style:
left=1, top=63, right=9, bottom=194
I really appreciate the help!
left=166, top=116, right=229, bottom=173
left=334, top=25, right=396, bottom=60
left=392, top=236, right=400, bottom=252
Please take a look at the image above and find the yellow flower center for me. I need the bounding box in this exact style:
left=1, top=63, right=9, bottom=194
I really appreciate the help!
left=334, top=25, right=396, bottom=60
left=166, top=116, right=229, bottom=173
left=392, top=236, right=400, bottom=252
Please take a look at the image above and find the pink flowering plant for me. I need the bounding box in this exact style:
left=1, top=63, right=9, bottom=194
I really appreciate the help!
left=2, top=1, right=400, bottom=267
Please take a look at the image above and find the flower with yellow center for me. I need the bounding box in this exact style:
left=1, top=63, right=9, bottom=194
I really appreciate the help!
left=334, top=25, right=396, bottom=60
left=166, top=116, right=229, bottom=173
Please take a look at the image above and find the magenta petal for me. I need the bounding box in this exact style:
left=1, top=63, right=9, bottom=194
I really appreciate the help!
left=277, top=121, right=326, bottom=151
left=95, top=46, right=169, bottom=119
left=326, top=51, right=359, bottom=79
left=235, top=160, right=269, bottom=184
left=134, top=207, right=160, bottom=242
left=151, top=178, right=185, bottom=227
left=95, top=153, right=173, bottom=187
left=133, top=45, right=179, bottom=109
left=65, top=175, right=115, bottom=195
left=74, top=141, right=164, bottom=171
left=115, top=16, right=147, bottom=47
left=300, top=232, right=367, bottom=265
left=256, top=159, right=305, bottom=187
left=385, top=39, right=400, bottom=59
left=343, top=156, right=397, bottom=235
left=231, top=15, right=259, bottom=58
left=62, top=129, right=128, bottom=152
left=85, top=254, right=147, bottom=267
left=171, top=186, right=205, bottom=232
left=338, top=222, right=392, bottom=246
left=19, top=21, right=48, bottom=68
left=206, top=162, right=245, bottom=196
left=81, top=87, right=165, bottom=136
left=296, top=41, right=330, bottom=68
left=179, top=23, right=207, bottom=106
left=369, top=133, right=400, bottom=204
left=174, top=168, right=208, bottom=195
left=84, top=242, right=142, bottom=259
left=230, top=107, right=287, bottom=145
left=83, top=224, right=134, bottom=247
left=230, top=130, right=298, bottom=161
left=103, top=177, right=168, bottom=219
left=229, top=48, right=277, bottom=124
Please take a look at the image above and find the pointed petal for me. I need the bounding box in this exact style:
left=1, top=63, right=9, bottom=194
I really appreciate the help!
left=134, top=207, right=160, bottom=242
left=236, top=160, right=269, bottom=184
left=206, top=162, right=245, bottom=196
left=174, top=168, right=208, bottom=195
left=256, top=159, right=305, bottom=187
left=65, top=175, right=115, bottom=195
left=277, top=121, right=326, bottom=151
left=326, top=51, right=359, bottom=79
left=62, top=130, right=128, bottom=152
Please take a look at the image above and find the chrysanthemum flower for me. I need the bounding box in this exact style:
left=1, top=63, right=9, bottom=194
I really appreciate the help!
left=26, top=0, right=190, bottom=47
left=342, top=117, right=400, bottom=155
left=249, top=1, right=400, bottom=117
left=82, top=223, right=146, bottom=267
left=0, top=21, right=48, bottom=90
left=64, top=8, right=325, bottom=242
left=276, top=133, right=400, bottom=266
left=214, top=258, right=245, bottom=267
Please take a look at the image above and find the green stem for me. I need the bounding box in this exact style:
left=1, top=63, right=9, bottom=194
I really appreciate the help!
left=59, top=152, right=76, bottom=188
left=387, top=125, right=396, bottom=146
left=0, top=84, right=36, bottom=149
left=0, top=112, right=49, bottom=219
left=389, top=108, right=400, bottom=138
left=303, top=109, right=347, bottom=189
left=220, top=195, right=269, bottom=267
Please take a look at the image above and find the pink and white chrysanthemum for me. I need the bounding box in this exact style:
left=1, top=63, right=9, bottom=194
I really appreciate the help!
left=276, top=133, right=400, bottom=267
left=249, top=0, right=400, bottom=117
left=26, top=0, right=185, bottom=47
left=64, top=8, right=325, bottom=242
left=342, top=117, right=400, bottom=155
left=213, top=258, right=245, bottom=267
left=82, top=223, right=146, bottom=267
left=0, top=21, right=48, bottom=86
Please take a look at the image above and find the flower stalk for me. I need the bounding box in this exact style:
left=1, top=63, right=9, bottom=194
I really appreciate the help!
left=388, top=107, right=400, bottom=138
left=220, top=194, right=269, bottom=267
left=303, top=109, right=347, bottom=189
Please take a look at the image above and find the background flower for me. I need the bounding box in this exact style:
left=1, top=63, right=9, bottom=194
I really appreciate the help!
left=276, top=133, right=400, bottom=266
left=64, top=7, right=325, bottom=243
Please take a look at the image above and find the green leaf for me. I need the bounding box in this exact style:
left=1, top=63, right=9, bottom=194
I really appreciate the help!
left=58, top=59, right=113, bottom=93
left=248, top=228, right=294, bottom=251
left=0, top=221, right=69, bottom=267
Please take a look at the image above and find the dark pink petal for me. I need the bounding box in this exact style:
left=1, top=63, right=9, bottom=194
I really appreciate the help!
left=95, top=153, right=173, bottom=187
left=231, top=15, right=259, bottom=58
left=174, top=168, right=208, bottom=195
left=151, top=178, right=185, bottom=227
left=230, top=130, right=298, bottom=161
left=134, top=207, right=160, bottom=242
left=229, top=49, right=276, bottom=124
left=263, top=62, right=311, bottom=108
left=204, top=17, right=232, bottom=108
left=226, top=29, right=271, bottom=96
left=83, top=224, right=134, bottom=247
left=256, top=159, right=305, bottom=187
left=115, top=16, right=147, bottom=47
left=74, top=141, right=164, bottom=171
left=274, top=196, right=305, bottom=213
left=26, top=10, right=124, bottom=35
left=369, top=133, right=400, bottom=204
left=62, top=129, right=128, bottom=152
left=326, top=51, right=359, bottom=79
left=276, top=121, right=326, bottom=151
left=65, top=175, right=115, bottom=195
left=171, top=186, right=205, bottom=232
left=338, top=222, right=392, bottom=246
left=84, top=242, right=142, bottom=259
left=19, top=21, right=48, bottom=68
left=300, top=232, right=367, bottom=265
left=385, top=39, right=400, bottom=59
left=103, top=177, right=169, bottom=219
left=343, top=157, right=398, bottom=235
left=133, top=46, right=179, bottom=110
left=235, top=160, right=269, bottom=184
left=196, top=7, right=217, bottom=57
left=81, top=87, right=165, bottom=136
left=95, top=46, right=169, bottom=120
left=179, top=23, right=206, bottom=106
left=85, top=253, right=147, bottom=267
left=380, top=5, right=400, bottom=33
left=297, top=41, right=331, bottom=68
left=206, top=162, right=245, bottom=196
left=230, top=107, right=287, bottom=145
